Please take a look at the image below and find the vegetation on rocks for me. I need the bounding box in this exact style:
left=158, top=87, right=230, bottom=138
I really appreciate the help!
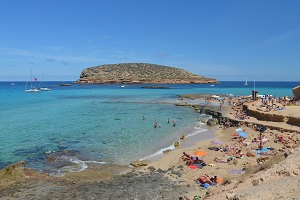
left=76, top=63, right=218, bottom=84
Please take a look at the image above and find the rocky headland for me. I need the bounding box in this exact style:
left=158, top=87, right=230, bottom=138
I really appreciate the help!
left=75, top=63, right=218, bottom=84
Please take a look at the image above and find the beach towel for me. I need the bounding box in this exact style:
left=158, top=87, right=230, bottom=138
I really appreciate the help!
left=217, top=178, right=223, bottom=183
left=188, top=165, right=198, bottom=169
left=256, top=148, right=270, bottom=156
left=193, top=164, right=204, bottom=169
left=235, top=128, right=243, bottom=132
left=228, top=169, right=245, bottom=174
left=211, top=139, right=223, bottom=145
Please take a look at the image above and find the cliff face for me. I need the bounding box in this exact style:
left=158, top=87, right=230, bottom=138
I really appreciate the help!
left=76, top=63, right=218, bottom=84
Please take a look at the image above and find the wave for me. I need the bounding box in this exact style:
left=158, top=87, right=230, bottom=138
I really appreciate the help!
left=139, top=144, right=175, bottom=161
left=139, top=124, right=209, bottom=162
left=48, top=156, right=107, bottom=177
left=185, top=128, right=207, bottom=138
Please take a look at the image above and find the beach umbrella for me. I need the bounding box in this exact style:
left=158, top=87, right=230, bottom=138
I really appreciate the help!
left=237, top=131, right=248, bottom=138
left=193, top=150, right=207, bottom=156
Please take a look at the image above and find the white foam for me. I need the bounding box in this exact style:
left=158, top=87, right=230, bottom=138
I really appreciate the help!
left=48, top=156, right=107, bottom=177
left=139, top=144, right=175, bottom=161
left=85, top=160, right=107, bottom=164
left=185, top=129, right=207, bottom=138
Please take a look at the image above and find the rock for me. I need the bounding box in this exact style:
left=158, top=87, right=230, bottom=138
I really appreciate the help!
left=0, top=161, right=26, bottom=177
left=292, top=86, right=300, bottom=100
left=180, top=135, right=185, bottom=140
left=226, top=192, right=236, bottom=200
left=0, top=161, right=27, bottom=189
left=130, top=160, right=149, bottom=168
left=163, top=149, right=172, bottom=154
left=174, top=141, right=180, bottom=147
left=76, top=63, right=218, bottom=84
left=207, top=119, right=217, bottom=126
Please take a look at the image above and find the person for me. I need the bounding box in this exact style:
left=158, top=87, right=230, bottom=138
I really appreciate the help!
left=142, top=116, right=145, bottom=120
left=194, top=157, right=203, bottom=164
left=173, top=120, right=176, bottom=127
left=198, top=174, right=213, bottom=185
left=186, top=157, right=194, bottom=166
left=214, top=157, right=227, bottom=163
left=154, top=121, right=158, bottom=128
left=181, top=152, right=191, bottom=161
left=219, top=102, right=222, bottom=110
left=168, top=118, right=170, bottom=123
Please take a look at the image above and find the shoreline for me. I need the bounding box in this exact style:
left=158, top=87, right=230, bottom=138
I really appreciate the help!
left=1, top=94, right=300, bottom=199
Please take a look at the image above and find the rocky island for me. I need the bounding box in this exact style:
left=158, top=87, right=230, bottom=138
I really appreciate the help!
left=75, top=63, right=218, bottom=84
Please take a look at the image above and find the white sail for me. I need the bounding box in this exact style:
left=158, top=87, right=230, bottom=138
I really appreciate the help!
left=244, top=77, right=248, bottom=85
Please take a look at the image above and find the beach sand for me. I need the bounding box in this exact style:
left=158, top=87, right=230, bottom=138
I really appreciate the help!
left=1, top=96, right=300, bottom=199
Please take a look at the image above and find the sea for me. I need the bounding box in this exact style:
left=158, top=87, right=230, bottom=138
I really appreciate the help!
left=0, top=81, right=299, bottom=176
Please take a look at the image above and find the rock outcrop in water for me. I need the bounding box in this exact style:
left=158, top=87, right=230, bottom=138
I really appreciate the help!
left=76, top=63, right=218, bottom=84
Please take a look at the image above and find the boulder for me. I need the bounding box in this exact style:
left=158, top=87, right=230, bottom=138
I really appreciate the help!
left=0, top=161, right=27, bottom=189
left=130, top=160, right=149, bottom=167
left=0, top=160, right=26, bottom=178
left=207, top=119, right=217, bottom=126
left=292, top=86, right=300, bottom=100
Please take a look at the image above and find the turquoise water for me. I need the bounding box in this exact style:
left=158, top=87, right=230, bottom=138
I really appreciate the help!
left=0, top=81, right=298, bottom=174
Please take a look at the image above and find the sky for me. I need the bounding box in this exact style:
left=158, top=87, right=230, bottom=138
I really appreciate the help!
left=0, top=0, right=299, bottom=81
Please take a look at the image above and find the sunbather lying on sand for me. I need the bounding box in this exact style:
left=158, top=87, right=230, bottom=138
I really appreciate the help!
left=196, top=174, right=218, bottom=185
left=214, top=157, right=228, bottom=163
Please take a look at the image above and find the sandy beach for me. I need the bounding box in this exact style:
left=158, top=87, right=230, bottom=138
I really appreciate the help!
left=1, top=94, right=300, bottom=200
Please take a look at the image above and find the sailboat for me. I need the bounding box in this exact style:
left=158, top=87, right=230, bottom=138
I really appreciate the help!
left=10, top=76, right=16, bottom=85
left=25, top=70, right=41, bottom=93
left=244, top=77, right=248, bottom=86
left=39, top=73, right=51, bottom=91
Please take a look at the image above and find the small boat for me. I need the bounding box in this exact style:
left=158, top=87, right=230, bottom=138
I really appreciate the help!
left=25, top=86, right=41, bottom=93
left=244, top=78, right=248, bottom=86
left=11, top=77, right=16, bottom=85
left=25, top=70, right=41, bottom=93
left=211, top=84, right=214, bottom=87
left=120, top=85, right=125, bottom=88
left=39, top=73, right=51, bottom=91
left=40, top=87, right=51, bottom=91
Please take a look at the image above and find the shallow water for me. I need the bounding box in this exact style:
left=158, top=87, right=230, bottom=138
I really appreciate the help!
left=0, top=81, right=298, bottom=173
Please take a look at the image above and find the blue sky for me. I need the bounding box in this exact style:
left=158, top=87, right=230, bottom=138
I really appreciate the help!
left=0, top=0, right=299, bottom=81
